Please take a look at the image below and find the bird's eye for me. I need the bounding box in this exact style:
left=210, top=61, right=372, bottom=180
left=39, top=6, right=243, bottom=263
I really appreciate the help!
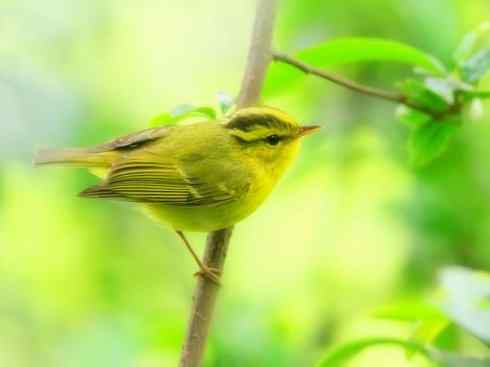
left=265, top=134, right=281, bottom=146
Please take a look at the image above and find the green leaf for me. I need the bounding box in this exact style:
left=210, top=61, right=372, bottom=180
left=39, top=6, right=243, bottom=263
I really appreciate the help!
left=429, top=349, right=490, bottom=367
left=149, top=105, right=217, bottom=127
left=316, top=337, right=430, bottom=367
left=373, top=301, right=447, bottom=322
left=264, top=60, right=306, bottom=97
left=460, top=47, right=490, bottom=84
left=411, top=319, right=451, bottom=347
left=454, top=22, right=490, bottom=64
left=425, top=77, right=473, bottom=104
left=401, top=79, right=450, bottom=113
left=149, top=112, right=174, bottom=127
left=191, top=106, right=217, bottom=119
left=408, top=118, right=460, bottom=166
left=374, top=301, right=451, bottom=359
left=316, top=337, right=490, bottom=367
left=397, top=106, right=432, bottom=127
left=171, top=104, right=217, bottom=120
left=298, top=38, right=445, bottom=73
left=265, top=37, right=445, bottom=96
left=461, top=90, right=490, bottom=99
left=439, top=267, right=490, bottom=345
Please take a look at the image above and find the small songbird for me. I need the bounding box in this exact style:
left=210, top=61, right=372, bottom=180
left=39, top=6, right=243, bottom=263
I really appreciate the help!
left=34, top=106, right=320, bottom=283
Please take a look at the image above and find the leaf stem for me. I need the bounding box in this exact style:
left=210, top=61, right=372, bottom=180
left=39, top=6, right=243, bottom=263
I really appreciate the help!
left=272, top=51, right=441, bottom=118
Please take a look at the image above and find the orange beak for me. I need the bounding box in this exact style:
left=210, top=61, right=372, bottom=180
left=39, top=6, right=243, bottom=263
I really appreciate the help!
left=297, top=125, right=321, bottom=137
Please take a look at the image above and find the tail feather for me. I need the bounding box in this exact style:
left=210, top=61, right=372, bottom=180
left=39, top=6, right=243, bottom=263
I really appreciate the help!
left=33, top=148, right=113, bottom=167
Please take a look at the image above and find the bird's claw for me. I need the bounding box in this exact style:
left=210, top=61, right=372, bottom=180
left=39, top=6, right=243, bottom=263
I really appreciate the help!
left=194, top=266, right=222, bottom=285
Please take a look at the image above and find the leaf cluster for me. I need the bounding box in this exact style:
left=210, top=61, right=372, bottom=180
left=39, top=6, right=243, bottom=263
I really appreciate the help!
left=317, top=267, right=490, bottom=367
left=267, top=24, right=490, bottom=166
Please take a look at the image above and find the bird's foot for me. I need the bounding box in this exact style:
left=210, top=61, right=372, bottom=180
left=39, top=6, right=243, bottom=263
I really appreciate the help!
left=194, top=266, right=222, bottom=285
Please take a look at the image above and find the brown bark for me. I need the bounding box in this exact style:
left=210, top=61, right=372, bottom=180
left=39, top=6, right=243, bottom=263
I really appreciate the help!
left=178, top=1, right=278, bottom=366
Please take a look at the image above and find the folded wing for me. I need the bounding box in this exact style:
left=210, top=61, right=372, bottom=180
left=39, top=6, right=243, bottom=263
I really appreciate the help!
left=80, top=159, right=236, bottom=207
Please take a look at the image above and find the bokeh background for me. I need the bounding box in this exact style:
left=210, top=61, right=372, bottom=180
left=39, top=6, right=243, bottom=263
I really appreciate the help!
left=1, top=0, right=490, bottom=366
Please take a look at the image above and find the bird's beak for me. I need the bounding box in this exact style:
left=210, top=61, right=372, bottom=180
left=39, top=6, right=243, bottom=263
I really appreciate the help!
left=297, top=125, right=321, bottom=137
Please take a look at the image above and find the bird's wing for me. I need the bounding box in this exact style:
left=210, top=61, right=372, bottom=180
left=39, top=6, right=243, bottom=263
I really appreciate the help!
left=79, top=159, right=239, bottom=207
left=87, top=126, right=172, bottom=153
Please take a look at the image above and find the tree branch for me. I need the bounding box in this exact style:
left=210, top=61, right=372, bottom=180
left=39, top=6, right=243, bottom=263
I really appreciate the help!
left=272, top=51, right=439, bottom=117
left=237, top=0, right=278, bottom=108
left=178, top=1, right=278, bottom=366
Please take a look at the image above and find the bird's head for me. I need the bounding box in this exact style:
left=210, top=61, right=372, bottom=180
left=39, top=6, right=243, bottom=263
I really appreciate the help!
left=225, top=106, right=320, bottom=172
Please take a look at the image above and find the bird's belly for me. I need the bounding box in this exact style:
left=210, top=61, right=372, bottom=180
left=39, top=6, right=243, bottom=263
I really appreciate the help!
left=142, top=182, right=271, bottom=232
left=142, top=201, right=245, bottom=232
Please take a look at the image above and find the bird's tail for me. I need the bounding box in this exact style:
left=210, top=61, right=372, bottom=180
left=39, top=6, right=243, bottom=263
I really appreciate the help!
left=33, top=148, right=114, bottom=168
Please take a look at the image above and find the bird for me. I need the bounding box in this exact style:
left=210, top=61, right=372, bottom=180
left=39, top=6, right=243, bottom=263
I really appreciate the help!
left=34, top=106, right=320, bottom=283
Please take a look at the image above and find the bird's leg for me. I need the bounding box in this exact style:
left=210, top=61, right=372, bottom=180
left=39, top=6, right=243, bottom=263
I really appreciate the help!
left=175, top=231, right=221, bottom=285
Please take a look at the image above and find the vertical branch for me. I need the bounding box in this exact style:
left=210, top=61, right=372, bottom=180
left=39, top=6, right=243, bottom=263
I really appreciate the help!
left=178, top=1, right=278, bottom=366
left=237, top=0, right=278, bottom=108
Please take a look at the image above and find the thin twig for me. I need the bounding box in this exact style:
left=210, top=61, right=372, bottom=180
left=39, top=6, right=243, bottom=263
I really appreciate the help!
left=272, top=51, right=439, bottom=117
left=178, top=1, right=278, bottom=366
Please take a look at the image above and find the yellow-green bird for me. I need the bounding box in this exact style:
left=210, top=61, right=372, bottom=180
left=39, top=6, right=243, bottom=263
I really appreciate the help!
left=35, top=106, right=319, bottom=282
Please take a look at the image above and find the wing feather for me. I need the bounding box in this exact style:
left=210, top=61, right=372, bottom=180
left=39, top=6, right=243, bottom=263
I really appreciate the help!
left=80, top=159, right=237, bottom=207
left=87, top=126, right=172, bottom=153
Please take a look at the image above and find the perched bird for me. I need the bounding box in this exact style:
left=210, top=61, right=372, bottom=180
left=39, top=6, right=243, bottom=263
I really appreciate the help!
left=34, top=106, right=320, bottom=283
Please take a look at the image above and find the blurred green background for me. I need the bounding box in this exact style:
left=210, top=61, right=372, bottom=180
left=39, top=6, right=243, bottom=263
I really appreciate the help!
left=1, top=0, right=490, bottom=366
